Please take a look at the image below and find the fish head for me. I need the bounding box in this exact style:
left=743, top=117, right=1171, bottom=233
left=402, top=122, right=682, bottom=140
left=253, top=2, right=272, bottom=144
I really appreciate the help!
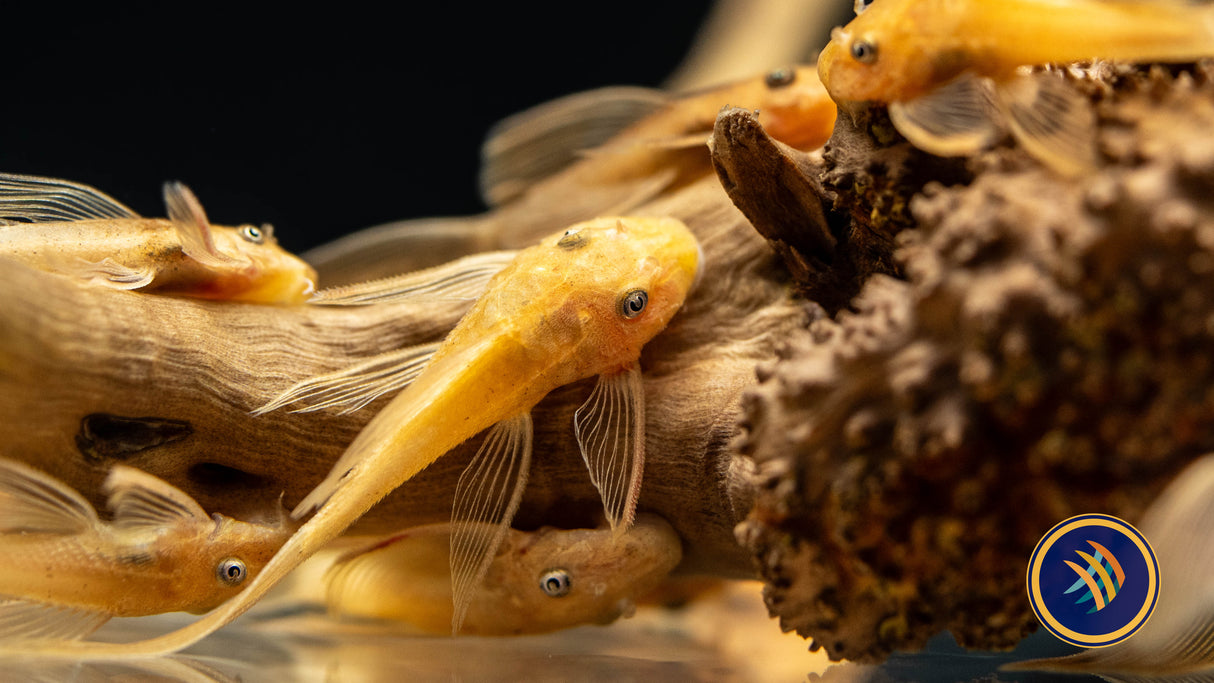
left=818, top=0, right=961, bottom=104
left=731, top=65, right=838, bottom=151
left=206, top=223, right=318, bottom=304
left=179, top=514, right=294, bottom=613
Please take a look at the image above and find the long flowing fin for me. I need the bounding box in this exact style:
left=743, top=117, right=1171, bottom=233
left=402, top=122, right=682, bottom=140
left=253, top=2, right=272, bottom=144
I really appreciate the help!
left=0, top=172, right=139, bottom=222
left=450, top=413, right=532, bottom=634
left=251, top=342, right=440, bottom=416
left=573, top=364, right=645, bottom=534
left=0, top=458, right=98, bottom=534
left=71, top=257, right=157, bottom=290
left=102, top=465, right=209, bottom=530
left=887, top=73, right=1003, bottom=157
left=308, top=251, right=516, bottom=306
left=1007, top=454, right=1214, bottom=675
left=479, top=86, right=670, bottom=207
left=162, top=182, right=237, bottom=268
left=996, top=70, right=1097, bottom=177
left=0, top=599, right=111, bottom=642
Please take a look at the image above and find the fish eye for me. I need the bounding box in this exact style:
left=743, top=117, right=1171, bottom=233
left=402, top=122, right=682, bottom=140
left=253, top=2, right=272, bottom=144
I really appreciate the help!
left=539, top=569, right=571, bottom=597
left=238, top=224, right=266, bottom=244
left=853, top=0, right=875, bottom=14
left=557, top=229, right=587, bottom=249
left=216, top=558, right=247, bottom=586
left=618, top=289, right=648, bottom=319
left=764, top=67, right=796, bottom=89
left=850, top=38, right=878, bottom=64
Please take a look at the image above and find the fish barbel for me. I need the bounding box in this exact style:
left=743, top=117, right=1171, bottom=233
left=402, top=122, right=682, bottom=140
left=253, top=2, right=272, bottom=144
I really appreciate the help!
left=0, top=173, right=316, bottom=303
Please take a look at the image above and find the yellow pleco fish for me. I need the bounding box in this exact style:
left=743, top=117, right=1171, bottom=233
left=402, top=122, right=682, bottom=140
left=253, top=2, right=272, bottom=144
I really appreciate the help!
left=324, top=514, right=683, bottom=636
left=0, top=459, right=292, bottom=642
left=0, top=173, right=317, bottom=304
left=12, top=215, right=700, bottom=657
left=818, top=0, right=1214, bottom=174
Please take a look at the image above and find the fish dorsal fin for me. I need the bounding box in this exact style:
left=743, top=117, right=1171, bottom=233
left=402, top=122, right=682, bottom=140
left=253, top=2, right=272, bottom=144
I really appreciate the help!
left=0, top=458, right=98, bottom=534
left=0, top=172, right=139, bottom=223
left=309, top=250, right=517, bottom=306
left=996, top=70, right=1097, bottom=177
left=162, top=181, right=237, bottom=268
left=573, top=364, right=646, bottom=534
left=479, top=86, right=671, bottom=207
left=103, top=465, right=209, bottom=530
left=887, top=73, right=1003, bottom=157
left=450, top=412, right=533, bottom=634
left=0, top=598, right=111, bottom=642
left=251, top=342, right=441, bottom=416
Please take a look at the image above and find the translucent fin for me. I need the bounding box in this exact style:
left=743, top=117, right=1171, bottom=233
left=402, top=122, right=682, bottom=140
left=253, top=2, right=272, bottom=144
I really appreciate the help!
left=162, top=181, right=235, bottom=268
left=73, top=257, right=156, bottom=289
left=0, top=458, right=98, bottom=534
left=887, top=73, right=1002, bottom=157
left=579, top=131, right=709, bottom=157
left=0, top=172, right=139, bottom=223
left=450, top=412, right=532, bottom=634
left=996, top=70, right=1097, bottom=177
left=102, top=465, right=210, bottom=530
left=0, top=598, right=110, bottom=642
left=309, top=251, right=517, bottom=306
left=479, top=86, right=670, bottom=207
left=251, top=342, right=440, bottom=416
left=324, top=525, right=455, bottom=617
left=573, top=364, right=646, bottom=534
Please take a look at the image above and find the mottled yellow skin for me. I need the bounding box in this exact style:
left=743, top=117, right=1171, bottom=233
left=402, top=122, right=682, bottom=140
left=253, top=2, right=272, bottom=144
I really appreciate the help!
left=325, top=514, right=683, bottom=635
left=17, top=216, right=699, bottom=657
left=819, top=0, right=1214, bottom=103
left=0, top=217, right=316, bottom=304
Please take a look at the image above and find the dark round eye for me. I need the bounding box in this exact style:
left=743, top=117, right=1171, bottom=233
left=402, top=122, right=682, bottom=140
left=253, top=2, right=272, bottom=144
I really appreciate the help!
left=850, top=39, right=878, bottom=64
left=216, top=558, right=247, bottom=586
left=853, top=0, right=875, bottom=14
left=557, top=230, right=587, bottom=249
left=539, top=569, right=571, bottom=597
left=764, top=67, right=796, bottom=88
left=238, top=224, right=265, bottom=244
left=618, top=289, right=648, bottom=319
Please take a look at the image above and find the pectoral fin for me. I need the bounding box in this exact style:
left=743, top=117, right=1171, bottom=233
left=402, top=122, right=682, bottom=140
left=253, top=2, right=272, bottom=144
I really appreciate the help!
left=0, top=458, right=98, bottom=534
left=103, top=465, right=210, bottom=530
left=887, top=73, right=1002, bottom=158
left=995, top=70, right=1097, bottom=177
left=251, top=342, right=440, bottom=416
left=309, top=251, right=517, bottom=306
left=72, top=257, right=156, bottom=290
left=0, top=598, right=111, bottom=642
left=163, top=181, right=237, bottom=268
left=573, top=364, right=645, bottom=534
left=479, top=86, right=670, bottom=206
left=0, top=172, right=139, bottom=222
left=450, top=412, right=532, bottom=634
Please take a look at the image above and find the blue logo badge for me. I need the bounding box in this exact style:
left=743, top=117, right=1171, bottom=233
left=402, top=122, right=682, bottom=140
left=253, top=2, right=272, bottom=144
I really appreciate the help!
left=1026, top=514, right=1160, bottom=648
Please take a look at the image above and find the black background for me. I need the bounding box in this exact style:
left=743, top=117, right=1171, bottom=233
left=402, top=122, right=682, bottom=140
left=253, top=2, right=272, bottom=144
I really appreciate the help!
left=2, top=6, right=724, bottom=253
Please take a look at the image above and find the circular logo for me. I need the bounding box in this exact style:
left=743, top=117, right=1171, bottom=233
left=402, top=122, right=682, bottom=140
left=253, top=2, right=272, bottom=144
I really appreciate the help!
left=1026, top=513, right=1160, bottom=648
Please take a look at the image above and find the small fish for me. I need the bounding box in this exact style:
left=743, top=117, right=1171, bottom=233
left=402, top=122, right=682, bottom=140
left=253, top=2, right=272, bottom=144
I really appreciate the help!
left=818, top=0, right=1214, bottom=174
left=14, top=215, right=700, bottom=657
left=324, top=514, right=683, bottom=635
left=0, top=173, right=317, bottom=303
left=0, top=459, right=292, bottom=642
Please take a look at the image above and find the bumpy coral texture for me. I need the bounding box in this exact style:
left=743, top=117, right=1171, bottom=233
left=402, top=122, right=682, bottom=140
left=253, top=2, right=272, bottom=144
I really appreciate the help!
left=737, top=64, right=1214, bottom=662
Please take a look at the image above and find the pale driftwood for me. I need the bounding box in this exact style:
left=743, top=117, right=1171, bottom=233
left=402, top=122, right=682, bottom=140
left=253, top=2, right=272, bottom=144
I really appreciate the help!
left=0, top=175, right=807, bottom=578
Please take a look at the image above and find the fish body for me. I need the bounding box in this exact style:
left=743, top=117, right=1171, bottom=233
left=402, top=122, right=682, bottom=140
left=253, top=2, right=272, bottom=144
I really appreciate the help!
left=324, top=514, right=683, bottom=635
left=0, top=174, right=316, bottom=304
left=0, top=459, right=291, bottom=641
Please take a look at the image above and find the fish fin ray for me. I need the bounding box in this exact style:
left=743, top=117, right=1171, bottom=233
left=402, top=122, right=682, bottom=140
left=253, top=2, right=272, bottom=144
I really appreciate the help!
left=324, top=526, right=453, bottom=618
left=888, top=74, right=1003, bottom=157
left=573, top=364, right=645, bottom=534
left=72, top=257, right=157, bottom=289
left=0, top=597, right=111, bottom=642
left=309, top=251, right=516, bottom=306
left=0, top=172, right=139, bottom=222
left=103, top=465, right=209, bottom=529
left=450, top=413, right=532, bottom=634
left=997, top=71, right=1097, bottom=177
left=252, top=342, right=441, bottom=416
left=163, top=182, right=236, bottom=268
left=0, top=458, right=98, bottom=534
left=579, top=131, right=708, bottom=157
left=479, top=86, right=670, bottom=206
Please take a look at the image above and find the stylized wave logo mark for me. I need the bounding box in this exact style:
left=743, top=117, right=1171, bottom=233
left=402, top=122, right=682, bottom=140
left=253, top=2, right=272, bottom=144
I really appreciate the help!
left=1062, top=540, right=1126, bottom=613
